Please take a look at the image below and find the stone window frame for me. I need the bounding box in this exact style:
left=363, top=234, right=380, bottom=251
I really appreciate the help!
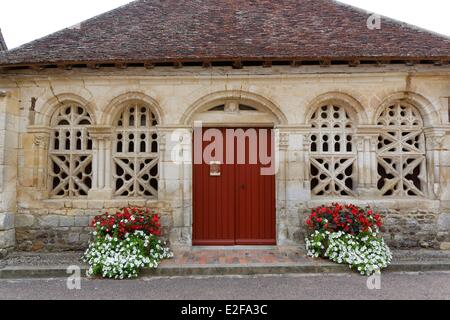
left=48, top=103, right=94, bottom=198
left=112, top=102, right=160, bottom=198
left=308, top=103, right=357, bottom=197
left=376, top=101, right=428, bottom=197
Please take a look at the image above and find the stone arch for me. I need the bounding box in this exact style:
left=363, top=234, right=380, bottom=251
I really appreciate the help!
left=101, top=92, right=163, bottom=126
left=373, top=91, right=442, bottom=127
left=305, top=92, right=368, bottom=125
left=180, top=90, right=288, bottom=125
left=37, top=93, right=97, bottom=126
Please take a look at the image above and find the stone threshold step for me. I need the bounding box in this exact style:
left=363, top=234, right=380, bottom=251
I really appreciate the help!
left=1, top=261, right=450, bottom=279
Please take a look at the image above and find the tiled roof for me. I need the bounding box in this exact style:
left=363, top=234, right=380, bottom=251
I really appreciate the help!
left=0, top=0, right=449, bottom=67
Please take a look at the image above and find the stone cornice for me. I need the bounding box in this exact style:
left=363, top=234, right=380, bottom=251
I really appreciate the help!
left=27, top=125, right=52, bottom=135
left=275, top=125, right=311, bottom=133
left=423, top=126, right=450, bottom=135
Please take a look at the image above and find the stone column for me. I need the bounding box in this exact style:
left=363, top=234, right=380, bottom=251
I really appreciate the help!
left=27, top=126, right=52, bottom=196
left=157, top=125, right=192, bottom=246
left=274, top=129, right=288, bottom=244
left=276, top=125, right=311, bottom=244
left=424, top=127, right=446, bottom=199
left=88, top=126, right=114, bottom=200
left=355, top=126, right=381, bottom=197
left=0, top=90, right=18, bottom=257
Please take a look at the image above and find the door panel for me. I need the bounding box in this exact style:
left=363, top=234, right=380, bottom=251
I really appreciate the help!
left=236, top=129, right=276, bottom=244
left=193, top=128, right=235, bottom=245
left=193, top=127, right=276, bottom=246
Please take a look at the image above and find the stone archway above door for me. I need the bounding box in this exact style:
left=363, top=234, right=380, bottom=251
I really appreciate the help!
left=180, top=90, right=288, bottom=126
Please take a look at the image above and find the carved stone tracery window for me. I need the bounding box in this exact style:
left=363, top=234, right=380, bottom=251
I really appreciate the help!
left=113, top=104, right=159, bottom=197
left=309, top=104, right=356, bottom=196
left=377, top=102, right=426, bottom=196
left=49, top=104, right=93, bottom=197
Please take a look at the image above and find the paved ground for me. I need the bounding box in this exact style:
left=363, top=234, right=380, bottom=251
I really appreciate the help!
left=0, top=272, right=449, bottom=300
left=2, top=248, right=450, bottom=268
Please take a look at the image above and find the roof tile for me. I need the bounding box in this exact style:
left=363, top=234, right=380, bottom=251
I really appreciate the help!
left=0, top=0, right=449, bottom=66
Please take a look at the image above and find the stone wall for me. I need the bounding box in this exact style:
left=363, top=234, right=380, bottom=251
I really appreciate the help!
left=0, top=64, right=449, bottom=252
left=295, top=200, right=450, bottom=250
left=0, top=90, right=19, bottom=257
left=15, top=201, right=173, bottom=252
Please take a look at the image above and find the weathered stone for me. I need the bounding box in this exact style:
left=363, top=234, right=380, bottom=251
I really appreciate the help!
left=15, top=214, right=36, bottom=228
left=438, top=214, right=450, bottom=231
left=37, top=215, right=60, bottom=228
left=72, top=200, right=89, bottom=209
left=74, top=216, right=90, bottom=227
left=31, top=240, right=45, bottom=251
left=0, top=229, right=15, bottom=248
left=87, top=201, right=105, bottom=209
left=59, top=216, right=75, bottom=227
left=0, top=212, right=14, bottom=230
left=440, top=242, right=450, bottom=251
left=67, top=233, right=80, bottom=244
left=79, top=233, right=92, bottom=244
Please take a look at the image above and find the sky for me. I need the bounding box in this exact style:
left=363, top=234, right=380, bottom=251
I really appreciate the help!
left=0, top=0, right=449, bottom=50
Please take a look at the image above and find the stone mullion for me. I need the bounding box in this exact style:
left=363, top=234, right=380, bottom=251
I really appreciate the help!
left=88, top=126, right=114, bottom=200
left=355, top=126, right=381, bottom=197
left=302, top=136, right=311, bottom=191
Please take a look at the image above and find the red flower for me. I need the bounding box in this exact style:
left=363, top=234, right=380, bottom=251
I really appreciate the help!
left=306, top=203, right=383, bottom=235
left=90, top=207, right=164, bottom=240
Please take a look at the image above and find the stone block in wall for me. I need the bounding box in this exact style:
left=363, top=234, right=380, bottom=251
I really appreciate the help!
left=169, top=227, right=191, bottom=246
left=87, top=200, right=105, bottom=209
left=128, top=199, right=147, bottom=207
left=72, top=200, right=89, bottom=209
left=67, top=232, right=80, bottom=244
left=0, top=212, right=14, bottom=230
left=15, top=214, right=36, bottom=228
left=74, top=216, right=90, bottom=227
left=37, top=215, right=60, bottom=227
left=0, top=229, right=15, bottom=248
left=59, top=216, right=75, bottom=227
left=438, top=213, right=450, bottom=231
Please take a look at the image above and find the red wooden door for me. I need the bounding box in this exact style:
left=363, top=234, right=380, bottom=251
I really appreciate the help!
left=193, top=127, right=276, bottom=246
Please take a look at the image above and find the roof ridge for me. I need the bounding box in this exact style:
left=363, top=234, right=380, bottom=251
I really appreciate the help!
left=0, top=28, right=7, bottom=51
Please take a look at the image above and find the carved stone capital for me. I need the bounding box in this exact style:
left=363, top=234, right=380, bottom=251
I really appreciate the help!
left=88, top=126, right=114, bottom=140
left=276, top=132, right=290, bottom=150
left=27, top=126, right=51, bottom=149
left=426, top=134, right=446, bottom=150
left=33, top=135, right=50, bottom=148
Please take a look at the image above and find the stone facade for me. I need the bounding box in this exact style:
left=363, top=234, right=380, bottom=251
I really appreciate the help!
left=0, top=64, right=450, bottom=252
